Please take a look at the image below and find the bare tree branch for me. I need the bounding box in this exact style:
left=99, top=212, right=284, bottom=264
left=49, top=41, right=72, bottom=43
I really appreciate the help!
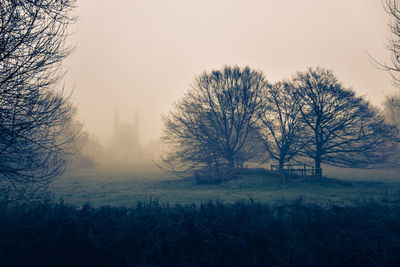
left=161, top=66, right=267, bottom=182
left=257, top=81, right=308, bottom=170
left=0, top=0, right=78, bottom=203
left=293, top=67, right=397, bottom=177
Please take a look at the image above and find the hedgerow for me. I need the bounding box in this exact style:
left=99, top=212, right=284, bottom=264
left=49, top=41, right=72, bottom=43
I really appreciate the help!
left=0, top=199, right=399, bottom=266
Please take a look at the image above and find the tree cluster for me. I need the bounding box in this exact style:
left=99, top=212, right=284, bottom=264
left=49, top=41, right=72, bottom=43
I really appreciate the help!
left=0, top=0, right=78, bottom=202
left=163, top=66, right=397, bottom=180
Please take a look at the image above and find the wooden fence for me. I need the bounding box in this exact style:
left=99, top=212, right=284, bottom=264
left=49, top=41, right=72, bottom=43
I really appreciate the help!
left=270, top=164, right=320, bottom=177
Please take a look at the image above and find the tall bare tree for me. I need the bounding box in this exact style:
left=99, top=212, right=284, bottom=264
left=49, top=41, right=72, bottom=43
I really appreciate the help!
left=382, top=0, right=400, bottom=87
left=293, top=67, right=394, bottom=177
left=257, top=81, right=307, bottom=171
left=162, top=66, right=267, bottom=180
left=0, top=0, right=78, bottom=202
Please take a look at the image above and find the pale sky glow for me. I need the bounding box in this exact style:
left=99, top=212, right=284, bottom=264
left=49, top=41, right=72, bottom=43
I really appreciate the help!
left=64, top=0, right=398, bottom=145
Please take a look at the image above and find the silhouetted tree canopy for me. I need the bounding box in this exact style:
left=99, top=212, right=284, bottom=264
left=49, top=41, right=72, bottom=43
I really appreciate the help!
left=293, top=67, right=395, bottom=176
left=162, top=66, right=267, bottom=180
left=257, top=81, right=307, bottom=170
left=0, top=0, right=78, bottom=202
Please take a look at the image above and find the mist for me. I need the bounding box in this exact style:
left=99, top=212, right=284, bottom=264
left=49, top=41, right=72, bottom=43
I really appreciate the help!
left=64, top=0, right=397, bottom=153
left=4, top=1, right=400, bottom=265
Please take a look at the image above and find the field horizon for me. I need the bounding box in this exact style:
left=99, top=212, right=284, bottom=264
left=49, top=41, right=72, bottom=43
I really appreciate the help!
left=48, top=163, right=400, bottom=208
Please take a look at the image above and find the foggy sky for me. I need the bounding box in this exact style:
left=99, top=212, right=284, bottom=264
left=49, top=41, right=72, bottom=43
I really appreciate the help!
left=64, top=0, right=397, bottom=146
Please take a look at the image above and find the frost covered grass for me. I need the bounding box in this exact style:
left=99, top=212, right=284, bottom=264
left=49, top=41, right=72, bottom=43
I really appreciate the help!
left=49, top=164, right=400, bottom=207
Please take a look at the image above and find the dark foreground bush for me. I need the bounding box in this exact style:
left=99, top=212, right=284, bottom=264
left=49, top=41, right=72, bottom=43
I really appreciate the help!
left=0, top=199, right=399, bottom=266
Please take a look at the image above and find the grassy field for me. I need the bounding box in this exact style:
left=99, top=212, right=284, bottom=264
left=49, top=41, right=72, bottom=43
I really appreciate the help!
left=49, top=163, right=400, bottom=207
left=6, top=164, right=400, bottom=266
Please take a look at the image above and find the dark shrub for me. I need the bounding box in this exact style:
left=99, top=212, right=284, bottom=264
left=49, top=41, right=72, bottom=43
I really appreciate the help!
left=0, top=199, right=399, bottom=266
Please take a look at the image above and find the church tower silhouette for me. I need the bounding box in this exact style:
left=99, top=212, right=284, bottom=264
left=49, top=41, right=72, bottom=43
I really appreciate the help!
left=112, top=109, right=141, bottom=162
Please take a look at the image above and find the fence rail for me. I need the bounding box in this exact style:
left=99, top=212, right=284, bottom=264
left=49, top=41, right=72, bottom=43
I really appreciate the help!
left=270, top=164, right=320, bottom=177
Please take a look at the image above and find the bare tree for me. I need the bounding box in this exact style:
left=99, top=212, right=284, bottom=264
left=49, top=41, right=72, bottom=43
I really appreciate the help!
left=162, top=66, right=267, bottom=180
left=0, top=0, right=78, bottom=202
left=293, top=67, right=394, bottom=177
left=257, top=81, right=307, bottom=171
left=382, top=0, right=400, bottom=87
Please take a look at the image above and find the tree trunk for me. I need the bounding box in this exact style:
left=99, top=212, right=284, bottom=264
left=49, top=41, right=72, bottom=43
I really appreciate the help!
left=224, top=155, right=235, bottom=180
left=315, top=148, right=322, bottom=177
left=278, top=159, right=284, bottom=172
left=315, top=124, right=323, bottom=177
left=228, top=157, right=234, bottom=170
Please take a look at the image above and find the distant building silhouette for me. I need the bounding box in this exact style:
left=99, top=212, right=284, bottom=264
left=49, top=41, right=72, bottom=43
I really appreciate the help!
left=111, top=110, right=142, bottom=162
